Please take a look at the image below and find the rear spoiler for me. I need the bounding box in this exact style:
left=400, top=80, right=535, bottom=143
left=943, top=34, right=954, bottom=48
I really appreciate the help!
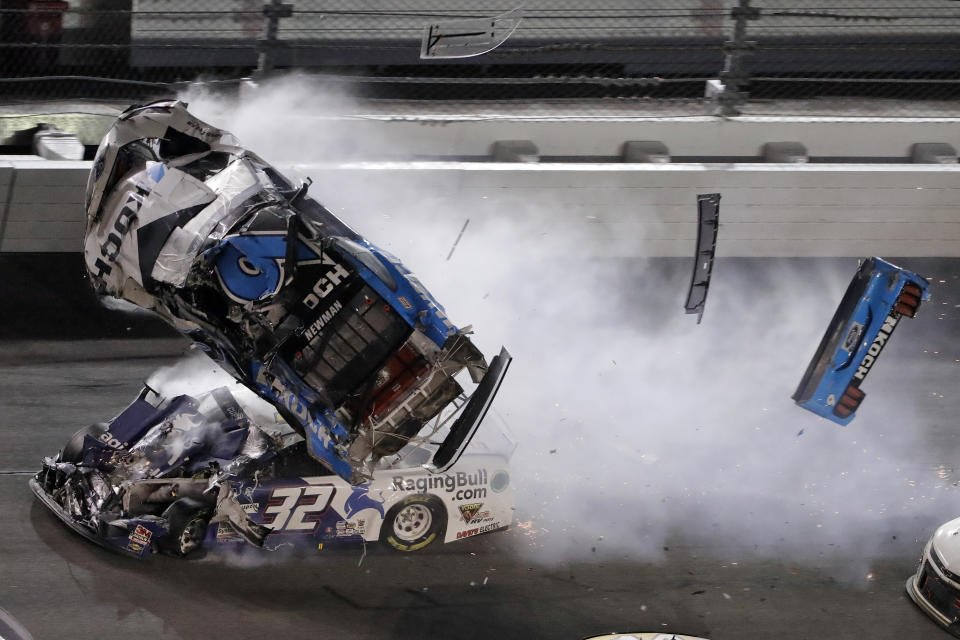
left=792, top=260, right=875, bottom=407
left=793, top=257, right=928, bottom=425
left=426, top=346, right=512, bottom=473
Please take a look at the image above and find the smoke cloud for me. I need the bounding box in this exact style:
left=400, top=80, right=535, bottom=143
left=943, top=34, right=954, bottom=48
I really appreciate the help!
left=177, top=75, right=960, bottom=574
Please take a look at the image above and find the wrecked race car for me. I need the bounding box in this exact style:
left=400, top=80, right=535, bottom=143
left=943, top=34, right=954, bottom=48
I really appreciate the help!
left=31, top=385, right=515, bottom=558
left=82, top=99, right=511, bottom=484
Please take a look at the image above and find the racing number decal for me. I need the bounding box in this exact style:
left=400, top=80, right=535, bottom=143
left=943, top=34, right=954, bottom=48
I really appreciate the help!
left=262, top=485, right=335, bottom=532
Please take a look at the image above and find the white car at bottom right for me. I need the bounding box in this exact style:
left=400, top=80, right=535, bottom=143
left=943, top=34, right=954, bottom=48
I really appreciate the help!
left=907, top=517, right=960, bottom=635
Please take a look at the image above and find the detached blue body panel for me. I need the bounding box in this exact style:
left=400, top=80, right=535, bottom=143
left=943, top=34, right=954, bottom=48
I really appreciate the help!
left=793, top=257, right=929, bottom=425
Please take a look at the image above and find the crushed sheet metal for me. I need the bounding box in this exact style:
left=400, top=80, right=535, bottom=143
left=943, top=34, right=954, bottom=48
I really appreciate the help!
left=81, top=99, right=510, bottom=484
left=684, top=193, right=720, bottom=324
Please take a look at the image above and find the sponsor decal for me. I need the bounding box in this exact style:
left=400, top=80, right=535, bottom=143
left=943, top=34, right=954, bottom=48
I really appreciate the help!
left=852, top=313, right=899, bottom=382
left=215, top=234, right=325, bottom=303
left=397, top=296, right=413, bottom=310
left=392, top=470, right=488, bottom=501
left=478, top=522, right=502, bottom=534
left=241, top=502, right=260, bottom=514
left=304, top=300, right=344, bottom=341
left=91, top=193, right=143, bottom=280
left=126, top=524, right=152, bottom=551
left=97, top=431, right=126, bottom=449
left=456, top=528, right=479, bottom=540
left=302, top=255, right=351, bottom=309
left=842, top=322, right=863, bottom=352
left=216, top=523, right=239, bottom=539
left=458, top=503, right=483, bottom=522
left=185, top=118, right=217, bottom=140
left=334, top=519, right=366, bottom=537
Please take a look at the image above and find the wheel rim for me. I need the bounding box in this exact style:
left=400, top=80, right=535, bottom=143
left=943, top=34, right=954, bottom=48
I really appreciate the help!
left=179, top=516, right=207, bottom=554
left=392, top=503, right=433, bottom=542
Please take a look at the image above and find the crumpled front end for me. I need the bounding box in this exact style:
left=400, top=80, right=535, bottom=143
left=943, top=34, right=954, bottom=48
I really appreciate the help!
left=32, top=459, right=167, bottom=557
left=32, top=386, right=280, bottom=557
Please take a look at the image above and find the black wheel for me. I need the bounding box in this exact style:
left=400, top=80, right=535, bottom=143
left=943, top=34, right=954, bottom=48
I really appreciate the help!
left=60, top=422, right=110, bottom=463
left=380, top=494, right=446, bottom=552
left=161, top=498, right=212, bottom=557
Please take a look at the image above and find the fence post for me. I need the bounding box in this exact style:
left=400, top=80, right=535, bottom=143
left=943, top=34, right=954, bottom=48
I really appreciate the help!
left=256, top=0, right=293, bottom=77
left=718, top=0, right=759, bottom=116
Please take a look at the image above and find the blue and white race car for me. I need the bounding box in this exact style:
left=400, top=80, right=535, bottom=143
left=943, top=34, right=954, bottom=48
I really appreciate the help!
left=793, top=257, right=929, bottom=425
left=81, top=99, right=510, bottom=485
left=31, top=385, right=514, bottom=558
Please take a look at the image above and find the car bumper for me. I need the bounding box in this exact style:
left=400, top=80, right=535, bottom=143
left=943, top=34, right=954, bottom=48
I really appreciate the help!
left=906, top=554, right=960, bottom=636
left=29, top=476, right=145, bottom=559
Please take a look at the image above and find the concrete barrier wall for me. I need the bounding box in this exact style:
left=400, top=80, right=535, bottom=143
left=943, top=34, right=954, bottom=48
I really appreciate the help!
left=301, top=116, right=960, bottom=160
left=3, top=157, right=960, bottom=256
left=0, top=158, right=89, bottom=253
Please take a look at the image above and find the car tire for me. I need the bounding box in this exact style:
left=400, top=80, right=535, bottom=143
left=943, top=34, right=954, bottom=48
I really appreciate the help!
left=60, top=422, right=110, bottom=463
left=161, top=498, right=212, bottom=557
left=380, top=494, right=446, bottom=552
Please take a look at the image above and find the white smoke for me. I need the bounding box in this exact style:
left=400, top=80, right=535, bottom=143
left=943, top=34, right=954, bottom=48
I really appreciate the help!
left=145, top=351, right=285, bottom=432
left=178, top=75, right=960, bottom=574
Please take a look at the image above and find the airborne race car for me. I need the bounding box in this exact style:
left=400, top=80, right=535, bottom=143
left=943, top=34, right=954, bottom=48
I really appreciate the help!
left=31, top=385, right=514, bottom=557
left=82, top=99, right=510, bottom=485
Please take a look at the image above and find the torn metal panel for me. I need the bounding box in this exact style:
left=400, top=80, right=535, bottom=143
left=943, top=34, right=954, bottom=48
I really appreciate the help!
left=684, top=193, right=721, bottom=324
left=793, top=257, right=929, bottom=425
left=82, top=100, right=510, bottom=485
left=420, top=9, right=522, bottom=59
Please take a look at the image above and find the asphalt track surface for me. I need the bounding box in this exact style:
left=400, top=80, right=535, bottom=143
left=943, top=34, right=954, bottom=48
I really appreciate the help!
left=6, top=256, right=960, bottom=639
left=0, top=352, right=953, bottom=640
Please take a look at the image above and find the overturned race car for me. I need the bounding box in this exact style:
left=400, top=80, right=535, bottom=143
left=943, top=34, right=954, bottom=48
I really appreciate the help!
left=793, top=257, right=929, bottom=425
left=31, top=385, right=514, bottom=557
left=82, top=99, right=511, bottom=484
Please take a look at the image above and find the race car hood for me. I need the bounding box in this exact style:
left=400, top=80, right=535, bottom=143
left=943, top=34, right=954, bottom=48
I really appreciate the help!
left=931, top=516, right=960, bottom=572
